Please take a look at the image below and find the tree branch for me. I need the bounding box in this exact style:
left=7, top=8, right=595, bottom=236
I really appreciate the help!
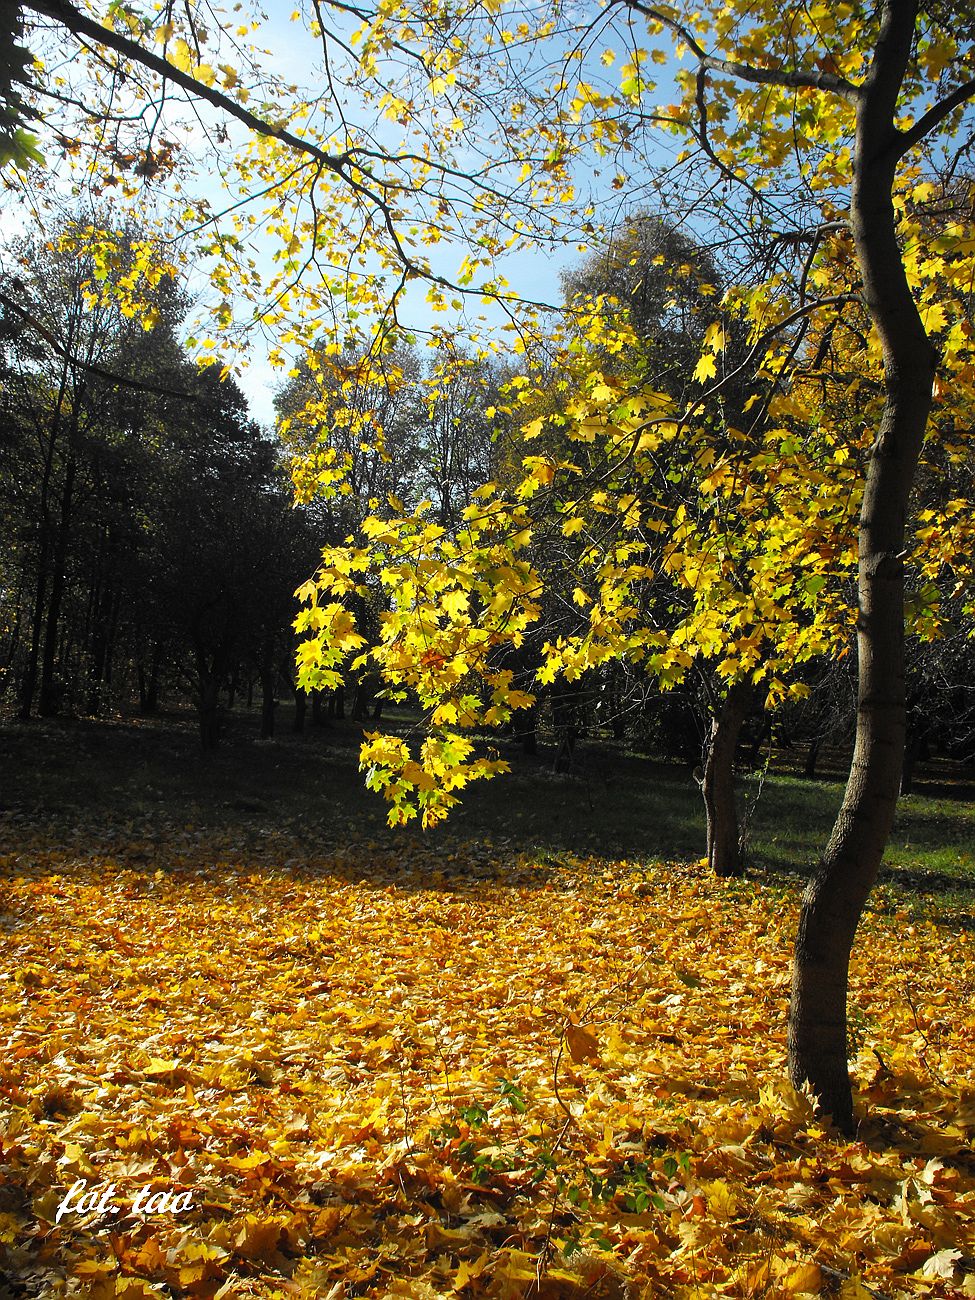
left=858, top=0, right=919, bottom=148
left=897, top=76, right=975, bottom=156
left=694, top=66, right=766, bottom=204
left=0, top=288, right=198, bottom=400
left=22, top=0, right=570, bottom=314
left=622, top=0, right=860, bottom=102
left=22, top=0, right=352, bottom=174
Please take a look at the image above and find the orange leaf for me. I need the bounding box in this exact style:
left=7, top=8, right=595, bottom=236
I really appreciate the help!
left=565, top=1021, right=600, bottom=1063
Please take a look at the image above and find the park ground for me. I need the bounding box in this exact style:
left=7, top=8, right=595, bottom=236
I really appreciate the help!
left=0, top=710, right=973, bottom=1298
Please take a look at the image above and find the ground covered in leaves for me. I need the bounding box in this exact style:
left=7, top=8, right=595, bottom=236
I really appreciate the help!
left=1, top=819, right=973, bottom=1300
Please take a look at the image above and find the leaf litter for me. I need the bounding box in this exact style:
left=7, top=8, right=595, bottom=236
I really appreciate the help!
left=0, top=819, right=973, bottom=1299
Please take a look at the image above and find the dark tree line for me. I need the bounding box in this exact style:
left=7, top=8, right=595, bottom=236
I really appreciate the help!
left=0, top=221, right=320, bottom=744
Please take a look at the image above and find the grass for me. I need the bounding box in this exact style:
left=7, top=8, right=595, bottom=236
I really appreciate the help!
left=1, top=704, right=973, bottom=896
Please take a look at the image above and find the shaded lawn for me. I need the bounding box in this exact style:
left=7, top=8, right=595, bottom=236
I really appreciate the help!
left=1, top=709, right=973, bottom=889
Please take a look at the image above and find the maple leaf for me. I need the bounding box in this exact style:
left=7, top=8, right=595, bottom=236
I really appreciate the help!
left=565, top=1021, right=601, bottom=1064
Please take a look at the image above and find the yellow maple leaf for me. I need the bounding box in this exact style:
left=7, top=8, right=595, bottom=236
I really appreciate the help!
left=565, top=1020, right=600, bottom=1063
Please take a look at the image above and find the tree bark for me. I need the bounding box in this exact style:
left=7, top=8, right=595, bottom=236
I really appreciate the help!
left=293, top=685, right=307, bottom=733
left=788, top=0, right=937, bottom=1133
left=38, top=454, right=76, bottom=717
left=701, top=680, right=752, bottom=878
left=259, top=651, right=276, bottom=740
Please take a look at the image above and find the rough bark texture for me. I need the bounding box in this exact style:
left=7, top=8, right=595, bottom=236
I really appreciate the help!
left=788, top=0, right=937, bottom=1132
left=702, top=680, right=751, bottom=878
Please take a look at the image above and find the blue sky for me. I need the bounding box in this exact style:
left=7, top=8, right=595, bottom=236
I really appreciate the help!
left=174, top=3, right=686, bottom=426
left=3, top=1, right=691, bottom=426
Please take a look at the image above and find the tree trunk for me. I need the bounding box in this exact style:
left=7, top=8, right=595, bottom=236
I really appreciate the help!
left=312, top=688, right=328, bottom=726
left=38, top=455, right=76, bottom=717
left=352, top=675, right=372, bottom=721
left=788, top=0, right=937, bottom=1133
left=18, top=556, right=47, bottom=720
left=103, top=589, right=122, bottom=694
left=198, top=678, right=220, bottom=748
left=87, top=563, right=116, bottom=716
left=0, top=600, right=21, bottom=704
left=701, top=680, right=752, bottom=878
left=294, top=686, right=307, bottom=733
left=138, top=664, right=151, bottom=714
left=18, top=352, right=73, bottom=721
left=900, top=724, right=923, bottom=795
left=138, top=643, right=161, bottom=714
left=516, top=702, right=538, bottom=755
left=196, top=650, right=222, bottom=750
left=747, top=718, right=770, bottom=768
left=259, top=657, right=276, bottom=740
left=552, top=681, right=582, bottom=773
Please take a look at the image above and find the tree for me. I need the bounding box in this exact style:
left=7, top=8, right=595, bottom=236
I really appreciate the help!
left=561, top=215, right=772, bottom=875
left=291, top=0, right=975, bottom=1129
left=418, top=353, right=510, bottom=531
left=0, top=6, right=40, bottom=168
left=145, top=369, right=312, bottom=747
left=0, top=219, right=189, bottom=718
left=0, top=217, right=320, bottom=732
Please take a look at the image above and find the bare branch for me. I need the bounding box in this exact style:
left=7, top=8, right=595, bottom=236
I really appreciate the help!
left=694, top=66, right=767, bottom=204
left=897, top=77, right=975, bottom=156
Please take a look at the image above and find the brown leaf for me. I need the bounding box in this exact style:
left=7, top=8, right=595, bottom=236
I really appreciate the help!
left=565, top=1021, right=600, bottom=1064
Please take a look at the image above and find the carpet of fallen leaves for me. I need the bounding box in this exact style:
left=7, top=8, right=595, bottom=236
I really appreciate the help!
left=1, top=819, right=973, bottom=1300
